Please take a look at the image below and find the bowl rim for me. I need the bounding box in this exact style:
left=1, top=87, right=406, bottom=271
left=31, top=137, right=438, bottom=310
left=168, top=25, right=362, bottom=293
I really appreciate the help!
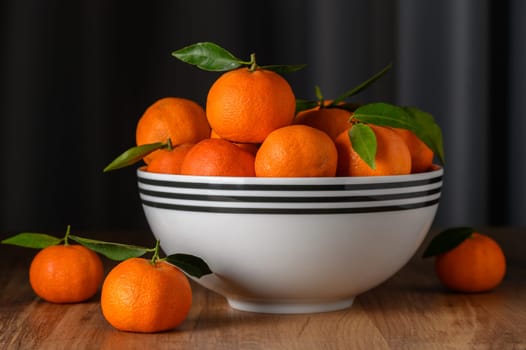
left=137, top=165, right=443, bottom=185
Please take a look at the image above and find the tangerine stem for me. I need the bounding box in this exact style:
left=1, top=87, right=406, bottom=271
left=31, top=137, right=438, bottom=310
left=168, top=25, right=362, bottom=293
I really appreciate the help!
left=248, top=53, right=257, bottom=72
left=166, top=138, right=173, bottom=151
left=150, top=239, right=161, bottom=265
left=64, top=225, right=71, bottom=246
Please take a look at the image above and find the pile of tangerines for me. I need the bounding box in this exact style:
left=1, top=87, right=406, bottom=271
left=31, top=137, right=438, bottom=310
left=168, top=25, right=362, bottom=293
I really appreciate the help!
left=106, top=42, right=441, bottom=177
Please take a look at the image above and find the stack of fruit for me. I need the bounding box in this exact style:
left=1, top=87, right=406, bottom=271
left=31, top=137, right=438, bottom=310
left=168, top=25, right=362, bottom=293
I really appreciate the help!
left=104, top=42, right=445, bottom=177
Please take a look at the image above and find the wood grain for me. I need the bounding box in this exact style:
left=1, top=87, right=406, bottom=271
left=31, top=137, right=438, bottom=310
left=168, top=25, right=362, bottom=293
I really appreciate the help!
left=1, top=228, right=525, bottom=349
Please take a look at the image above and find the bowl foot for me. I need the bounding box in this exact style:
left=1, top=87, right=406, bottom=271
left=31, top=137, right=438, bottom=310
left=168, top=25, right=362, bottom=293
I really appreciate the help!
left=227, top=297, right=355, bottom=314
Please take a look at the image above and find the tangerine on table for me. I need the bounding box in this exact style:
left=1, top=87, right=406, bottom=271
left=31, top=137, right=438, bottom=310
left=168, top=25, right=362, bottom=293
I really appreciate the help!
left=294, top=103, right=353, bottom=141
left=255, top=124, right=338, bottom=177
left=434, top=233, right=506, bottom=293
left=146, top=143, right=194, bottom=174
left=180, top=138, right=256, bottom=177
left=393, top=128, right=434, bottom=173
left=136, top=97, right=210, bottom=164
left=101, top=258, right=192, bottom=333
left=29, top=244, right=104, bottom=303
left=334, top=124, right=412, bottom=176
left=206, top=67, right=296, bottom=144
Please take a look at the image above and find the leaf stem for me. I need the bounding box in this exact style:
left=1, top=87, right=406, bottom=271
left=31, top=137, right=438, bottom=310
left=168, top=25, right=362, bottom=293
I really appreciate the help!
left=248, top=53, right=257, bottom=71
left=314, top=85, right=324, bottom=107
left=166, top=138, right=173, bottom=151
left=150, top=239, right=161, bottom=265
left=64, top=225, right=71, bottom=246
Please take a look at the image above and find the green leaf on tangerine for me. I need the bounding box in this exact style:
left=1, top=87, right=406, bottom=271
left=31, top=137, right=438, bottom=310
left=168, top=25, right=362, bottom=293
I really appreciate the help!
left=353, top=102, right=414, bottom=129
left=165, top=253, right=213, bottom=278
left=259, top=64, right=307, bottom=74
left=349, top=123, right=377, bottom=170
left=69, top=235, right=150, bottom=261
left=331, top=63, right=392, bottom=106
left=172, top=42, right=243, bottom=72
left=422, top=227, right=474, bottom=258
left=353, top=103, right=445, bottom=165
left=1, top=233, right=62, bottom=249
left=403, top=106, right=445, bottom=164
left=103, top=142, right=164, bottom=172
left=295, top=99, right=319, bottom=114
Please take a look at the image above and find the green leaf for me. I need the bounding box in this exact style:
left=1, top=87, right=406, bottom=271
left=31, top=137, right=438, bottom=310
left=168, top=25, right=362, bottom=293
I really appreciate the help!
left=422, top=227, right=474, bottom=258
left=69, top=235, right=150, bottom=261
left=402, top=107, right=445, bottom=164
left=353, top=102, right=414, bottom=128
left=259, top=64, right=307, bottom=74
left=103, top=142, right=164, bottom=172
left=1, top=233, right=62, bottom=249
left=331, top=63, right=392, bottom=105
left=352, top=103, right=445, bottom=165
left=314, top=85, right=324, bottom=101
left=349, top=123, right=377, bottom=169
left=165, top=253, right=213, bottom=278
left=172, top=42, right=243, bottom=72
left=295, top=99, right=319, bottom=114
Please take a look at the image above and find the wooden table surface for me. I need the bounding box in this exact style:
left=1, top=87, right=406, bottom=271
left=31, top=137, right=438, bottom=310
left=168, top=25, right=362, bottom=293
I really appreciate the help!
left=1, top=227, right=525, bottom=349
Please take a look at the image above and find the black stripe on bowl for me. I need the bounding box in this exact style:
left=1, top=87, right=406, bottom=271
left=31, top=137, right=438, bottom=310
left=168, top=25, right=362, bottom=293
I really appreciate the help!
left=140, top=198, right=441, bottom=214
left=137, top=176, right=442, bottom=192
left=138, top=187, right=442, bottom=203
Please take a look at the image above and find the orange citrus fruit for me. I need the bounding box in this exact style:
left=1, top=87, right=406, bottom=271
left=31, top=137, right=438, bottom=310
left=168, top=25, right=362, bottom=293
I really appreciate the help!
left=255, top=124, right=338, bottom=177
left=101, top=258, right=192, bottom=333
left=206, top=67, right=296, bottom=143
left=136, top=97, right=210, bottom=163
left=435, top=233, right=506, bottom=293
left=180, top=138, right=256, bottom=177
left=29, top=244, right=104, bottom=303
left=294, top=103, right=353, bottom=141
left=393, top=128, right=434, bottom=173
left=146, top=143, right=194, bottom=174
left=210, top=129, right=260, bottom=156
left=334, top=124, right=412, bottom=176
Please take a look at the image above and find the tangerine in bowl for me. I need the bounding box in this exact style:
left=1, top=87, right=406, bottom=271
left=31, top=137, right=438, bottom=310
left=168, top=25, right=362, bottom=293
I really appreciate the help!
left=137, top=166, right=443, bottom=314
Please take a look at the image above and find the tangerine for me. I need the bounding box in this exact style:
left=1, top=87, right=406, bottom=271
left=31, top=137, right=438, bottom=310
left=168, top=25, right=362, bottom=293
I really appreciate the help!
left=180, top=138, right=256, bottom=177
left=206, top=67, right=296, bottom=143
left=101, top=258, right=192, bottom=333
left=393, top=128, right=434, bottom=173
left=435, top=233, right=506, bottom=293
left=294, top=103, right=353, bottom=141
left=210, top=129, right=260, bottom=156
left=255, top=124, right=338, bottom=177
left=146, top=143, right=194, bottom=174
left=334, top=124, right=412, bottom=176
left=29, top=244, right=104, bottom=303
left=136, top=97, right=210, bottom=163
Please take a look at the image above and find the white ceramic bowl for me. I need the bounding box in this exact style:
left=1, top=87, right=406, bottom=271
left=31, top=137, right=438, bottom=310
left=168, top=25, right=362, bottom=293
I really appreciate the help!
left=137, top=166, right=443, bottom=314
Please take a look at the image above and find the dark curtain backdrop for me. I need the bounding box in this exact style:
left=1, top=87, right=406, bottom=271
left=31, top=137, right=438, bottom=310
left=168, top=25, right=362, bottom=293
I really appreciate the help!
left=1, top=0, right=524, bottom=233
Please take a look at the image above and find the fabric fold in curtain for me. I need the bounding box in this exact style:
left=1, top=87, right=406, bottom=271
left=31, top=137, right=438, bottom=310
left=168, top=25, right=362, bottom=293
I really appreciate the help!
left=1, top=0, right=524, bottom=232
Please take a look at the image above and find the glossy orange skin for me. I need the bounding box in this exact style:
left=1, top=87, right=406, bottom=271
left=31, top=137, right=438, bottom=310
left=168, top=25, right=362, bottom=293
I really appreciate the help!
left=393, top=128, right=434, bottom=173
left=255, top=124, right=338, bottom=177
left=206, top=68, right=296, bottom=143
left=294, top=105, right=353, bottom=141
left=29, top=245, right=104, bottom=303
left=180, top=138, right=256, bottom=177
left=146, top=143, right=194, bottom=174
left=101, top=258, right=192, bottom=333
left=435, top=233, right=506, bottom=293
left=334, top=124, right=412, bottom=176
left=136, top=97, right=210, bottom=163
left=210, top=129, right=260, bottom=156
